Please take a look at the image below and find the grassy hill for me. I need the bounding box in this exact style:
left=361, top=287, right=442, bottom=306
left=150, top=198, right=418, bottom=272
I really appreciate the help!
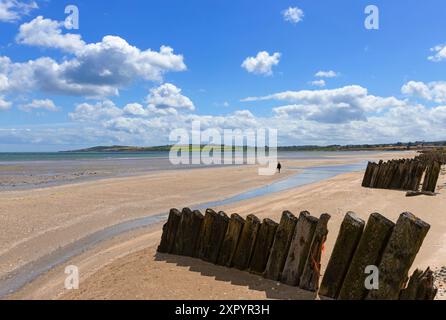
left=63, top=141, right=446, bottom=153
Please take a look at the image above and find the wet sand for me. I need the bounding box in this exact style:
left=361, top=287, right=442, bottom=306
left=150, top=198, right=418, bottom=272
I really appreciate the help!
left=0, top=157, right=213, bottom=191
left=4, top=151, right=442, bottom=300
left=56, top=168, right=446, bottom=300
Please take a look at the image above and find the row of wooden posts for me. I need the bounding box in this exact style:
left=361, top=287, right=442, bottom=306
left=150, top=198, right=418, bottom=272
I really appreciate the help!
left=361, top=159, right=441, bottom=193
left=319, top=211, right=435, bottom=300
left=158, top=208, right=437, bottom=300
left=415, top=149, right=446, bottom=165
left=158, top=208, right=329, bottom=293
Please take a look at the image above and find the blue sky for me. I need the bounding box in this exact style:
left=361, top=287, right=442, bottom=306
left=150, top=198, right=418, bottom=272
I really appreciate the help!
left=1, top=0, right=446, bottom=151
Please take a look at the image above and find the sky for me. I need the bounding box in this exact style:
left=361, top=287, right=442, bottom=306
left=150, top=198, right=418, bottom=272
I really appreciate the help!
left=1, top=0, right=446, bottom=151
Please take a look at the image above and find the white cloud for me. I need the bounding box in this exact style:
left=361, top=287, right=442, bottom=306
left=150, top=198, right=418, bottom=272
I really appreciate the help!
left=19, top=99, right=59, bottom=112
left=428, top=44, right=446, bottom=62
left=65, top=36, right=186, bottom=86
left=282, top=7, right=304, bottom=24
left=310, top=79, right=326, bottom=87
left=0, top=0, right=37, bottom=23
left=402, top=81, right=446, bottom=103
left=0, top=95, right=11, bottom=110
left=243, top=85, right=407, bottom=123
left=123, top=103, right=147, bottom=116
left=70, top=83, right=194, bottom=123
left=16, top=16, right=85, bottom=53
left=241, top=51, right=281, bottom=76
left=6, top=84, right=446, bottom=148
left=1, top=17, right=187, bottom=98
left=315, top=70, right=339, bottom=78
left=0, top=56, right=119, bottom=97
left=69, top=100, right=123, bottom=122
left=146, top=83, right=195, bottom=111
left=0, top=73, right=9, bottom=91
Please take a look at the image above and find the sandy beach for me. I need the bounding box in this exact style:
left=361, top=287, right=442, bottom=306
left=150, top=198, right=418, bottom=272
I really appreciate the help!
left=2, top=151, right=445, bottom=300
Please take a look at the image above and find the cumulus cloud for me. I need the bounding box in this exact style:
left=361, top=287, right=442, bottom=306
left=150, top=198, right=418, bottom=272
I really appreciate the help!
left=70, top=83, right=194, bottom=123
left=428, top=44, right=446, bottom=62
left=402, top=80, right=446, bottom=103
left=67, top=89, right=258, bottom=141
left=6, top=84, right=446, bottom=148
left=64, top=37, right=186, bottom=87
left=16, top=16, right=85, bottom=52
left=19, top=99, right=59, bottom=112
left=1, top=17, right=187, bottom=98
left=0, top=0, right=37, bottom=22
left=146, top=83, right=195, bottom=111
left=123, top=103, right=147, bottom=116
left=244, top=85, right=407, bottom=123
left=282, top=7, right=304, bottom=24
left=0, top=73, right=9, bottom=91
left=63, top=96, right=446, bottom=148
left=315, top=70, right=339, bottom=78
left=0, top=56, right=119, bottom=97
left=310, top=79, right=326, bottom=87
left=0, top=95, right=11, bottom=110
left=69, top=100, right=123, bottom=122
left=241, top=51, right=281, bottom=76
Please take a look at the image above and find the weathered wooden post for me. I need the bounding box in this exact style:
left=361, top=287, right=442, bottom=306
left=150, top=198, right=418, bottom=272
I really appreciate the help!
left=408, top=160, right=419, bottom=190
left=383, top=161, right=397, bottom=189
left=158, top=208, right=182, bottom=254
left=370, top=161, right=382, bottom=188
left=422, top=161, right=441, bottom=193
left=232, top=214, right=261, bottom=270
left=217, top=213, right=245, bottom=267
left=264, top=211, right=298, bottom=281
left=319, top=212, right=365, bottom=299
left=376, top=161, right=388, bottom=188
left=338, top=212, right=395, bottom=300
left=180, top=209, right=204, bottom=257
left=400, top=268, right=437, bottom=300
left=207, top=211, right=229, bottom=264
left=390, top=160, right=404, bottom=189
left=412, top=162, right=426, bottom=191
left=366, top=212, right=430, bottom=300
left=401, top=160, right=413, bottom=190
left=196, top=209, right=217, bottom=259
left=362, top=162, right=373, bottom=187
left=196, top=209, right=229, bottom=263
left=249, top=218, right=279, bottom=275
left=281, top=212, right=319, bottom=286
left=399, top=159, right=411, bottom=190
left=299, top=213, right=331, bottom=292
left=172, top=208, right=193, bottom=255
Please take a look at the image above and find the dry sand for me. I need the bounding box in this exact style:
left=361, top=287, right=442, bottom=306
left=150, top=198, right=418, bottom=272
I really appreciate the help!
left=56, top=169, right=446, bottom=300
left=3, top=151, right=445, bottom=300
left=0, top=164, right=294, bottom=278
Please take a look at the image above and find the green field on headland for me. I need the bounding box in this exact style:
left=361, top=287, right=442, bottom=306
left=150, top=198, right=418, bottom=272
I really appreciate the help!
left=63, top=141, right=446, bottom=153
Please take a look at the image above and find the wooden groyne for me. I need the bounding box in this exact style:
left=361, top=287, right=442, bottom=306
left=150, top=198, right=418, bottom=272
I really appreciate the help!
left=158, top=208, right=436, bottom=300
left=415, top=149, right=446, bottom=165
left=361, top=158, right=441, bottom=193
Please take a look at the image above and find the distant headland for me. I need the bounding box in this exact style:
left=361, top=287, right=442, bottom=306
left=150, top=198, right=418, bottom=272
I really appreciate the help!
left=62, top=141, right=446, bottom=153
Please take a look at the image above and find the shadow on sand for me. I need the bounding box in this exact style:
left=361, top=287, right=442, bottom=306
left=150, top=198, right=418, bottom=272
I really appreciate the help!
left=154, top=252, right=317, bottom=300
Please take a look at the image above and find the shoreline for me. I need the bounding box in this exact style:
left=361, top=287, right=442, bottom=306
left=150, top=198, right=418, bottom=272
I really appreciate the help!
left=0, top=161, right=370, bottom=297
left=0, top=153, right=434, bottom=300
left=0, top=150, right=414, bottom=192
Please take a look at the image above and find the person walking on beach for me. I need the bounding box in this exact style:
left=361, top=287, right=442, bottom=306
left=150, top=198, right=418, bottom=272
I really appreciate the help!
left=277, top=162, right=282, bottom=173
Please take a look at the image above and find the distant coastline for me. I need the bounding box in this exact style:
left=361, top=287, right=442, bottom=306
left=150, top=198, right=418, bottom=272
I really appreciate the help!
left=62, top=141, right=446, bottom=153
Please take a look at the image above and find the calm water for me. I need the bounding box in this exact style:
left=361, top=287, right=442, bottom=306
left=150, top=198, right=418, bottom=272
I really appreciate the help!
left=0, top=150, right=384, bottom=162
left=0, top=151, right=169, bottom=162
left=0, top=150, right=398, bottom=191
